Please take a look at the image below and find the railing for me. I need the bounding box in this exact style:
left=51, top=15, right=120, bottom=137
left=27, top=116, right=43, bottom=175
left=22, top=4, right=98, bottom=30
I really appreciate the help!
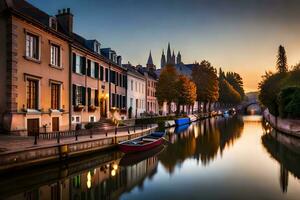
left=34, top=124, right=156, bottom=145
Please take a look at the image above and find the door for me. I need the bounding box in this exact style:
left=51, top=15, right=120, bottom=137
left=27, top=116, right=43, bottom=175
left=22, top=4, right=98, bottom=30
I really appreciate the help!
left=100, top=99, right=107, bottom=118
left=52, top=117, right=59, bottom=132
left=27, top=118, right=39, bottom=136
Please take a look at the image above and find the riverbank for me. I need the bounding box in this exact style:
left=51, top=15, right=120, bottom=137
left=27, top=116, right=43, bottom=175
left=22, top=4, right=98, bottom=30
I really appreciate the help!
left=263, top=109, right=300, bottom=137
left=0, top=125, right=157, bottom=171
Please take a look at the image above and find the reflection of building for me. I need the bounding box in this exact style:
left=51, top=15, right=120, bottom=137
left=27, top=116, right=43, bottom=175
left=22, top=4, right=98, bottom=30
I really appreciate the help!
left=3, top=151, right=159, bottom=199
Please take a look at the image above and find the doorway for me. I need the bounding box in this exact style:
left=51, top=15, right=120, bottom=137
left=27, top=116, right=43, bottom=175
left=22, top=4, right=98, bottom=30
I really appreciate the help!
left=52, top=117, right=59, bottom=132
left=27, top=118, right=39, bottom=136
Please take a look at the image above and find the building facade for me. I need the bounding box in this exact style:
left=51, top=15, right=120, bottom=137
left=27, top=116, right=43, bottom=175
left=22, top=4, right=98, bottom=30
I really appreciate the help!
left=0, top=0, right=71, bottom=135
left=0, top=0, right=127, bottom=134
left=124, top=64, right=146, bottom=118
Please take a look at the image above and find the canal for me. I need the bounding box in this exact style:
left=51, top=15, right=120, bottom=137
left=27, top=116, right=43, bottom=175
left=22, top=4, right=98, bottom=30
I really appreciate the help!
left=1, top=115, right=300, bottom=200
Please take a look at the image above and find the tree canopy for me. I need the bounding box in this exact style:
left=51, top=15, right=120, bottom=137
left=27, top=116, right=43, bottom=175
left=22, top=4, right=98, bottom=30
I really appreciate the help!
left=156, top=64, right=179, bottom=107
left=225, top=72, right=245, bottom=98
left=192, top=60, right=219, bottom=104
left=276, top=45, right=288, bottom=73
left=177, top=75, right=197, bottom=106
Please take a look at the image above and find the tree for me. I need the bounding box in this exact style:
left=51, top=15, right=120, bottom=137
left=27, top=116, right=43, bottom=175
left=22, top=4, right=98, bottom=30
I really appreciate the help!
left=276, top=45, right=288, bottom=73
left=225, top=72, right=245, bottom=98
left=156, top=64, right=179, bottom=114
left=219, top=75, right=242, bottom=105
left=258, top=72, right=286, bottom=116
left=192, top=60, right=219, bottom=112
left=176, top=75, right=197, bottom=114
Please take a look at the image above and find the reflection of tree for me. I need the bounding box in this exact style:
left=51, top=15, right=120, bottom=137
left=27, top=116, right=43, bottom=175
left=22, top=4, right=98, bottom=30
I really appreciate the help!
left=262, top=133, right=300, bottom=193
left=159, top=116, right=244, bottom=173
left=280, top=164, right=288, bottom=193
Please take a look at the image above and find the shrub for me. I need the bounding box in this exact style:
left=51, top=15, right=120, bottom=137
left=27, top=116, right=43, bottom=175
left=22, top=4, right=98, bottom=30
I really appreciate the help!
left=286, top=87, right=300, bottom=118
left=278, top=86, right=298, bottom=118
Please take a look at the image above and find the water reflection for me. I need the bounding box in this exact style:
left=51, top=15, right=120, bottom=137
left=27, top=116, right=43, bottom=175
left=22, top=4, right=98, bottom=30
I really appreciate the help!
left=3, top=116, right=300, bottom=199
left=1, top=149, right=159, bottom=200
left=262, top=123, right=300, bottom=193
left=159, top=116, right=244, bottom=173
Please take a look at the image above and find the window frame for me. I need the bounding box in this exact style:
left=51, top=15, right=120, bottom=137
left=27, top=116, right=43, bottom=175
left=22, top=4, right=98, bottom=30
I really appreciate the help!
left=25, top=30, right=41, bottom=62
left=50, top=42, right=62, bottom=68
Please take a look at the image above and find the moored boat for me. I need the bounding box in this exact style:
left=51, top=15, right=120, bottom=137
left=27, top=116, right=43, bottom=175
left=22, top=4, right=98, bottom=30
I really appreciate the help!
left=119, top=132, right=166, bottom=153
left=175, top=117, right=190, bottom=126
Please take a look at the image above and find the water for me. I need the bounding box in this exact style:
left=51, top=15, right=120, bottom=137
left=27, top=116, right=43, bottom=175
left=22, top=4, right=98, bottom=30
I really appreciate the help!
left=1, top=115, right=300, bottom=200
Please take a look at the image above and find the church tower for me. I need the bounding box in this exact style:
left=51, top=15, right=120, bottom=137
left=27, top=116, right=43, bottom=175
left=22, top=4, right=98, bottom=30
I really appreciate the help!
left=146, top=51, right=156, bottom=71
left=172, top=51, right=176, bottom=65
left=177, top=51, right=182, bottom=64
left=161, top=49, right=166, bottom=68
left=167, top=42, right=172, bottom=64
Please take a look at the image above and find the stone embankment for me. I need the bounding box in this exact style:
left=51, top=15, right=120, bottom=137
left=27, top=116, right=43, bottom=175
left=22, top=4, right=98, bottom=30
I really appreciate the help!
left=0, top=125, right=157, bottom=171
left=263, top=109, right=300, bottom=137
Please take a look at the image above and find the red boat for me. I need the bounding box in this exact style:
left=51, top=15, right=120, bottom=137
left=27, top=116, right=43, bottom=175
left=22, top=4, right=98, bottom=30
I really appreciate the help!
left=119, top=132, right=165, bottom=153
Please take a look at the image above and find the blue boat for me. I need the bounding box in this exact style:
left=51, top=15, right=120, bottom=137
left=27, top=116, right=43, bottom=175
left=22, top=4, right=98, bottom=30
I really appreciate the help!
left=175, top=118, right=190, bottom=126
left=175, top=124, right=190, bottom=133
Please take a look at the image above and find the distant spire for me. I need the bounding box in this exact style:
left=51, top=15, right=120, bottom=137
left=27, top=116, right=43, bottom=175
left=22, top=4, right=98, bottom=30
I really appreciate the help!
left=147, top=50, right=153, bottom=65
left=172, top=50, right=176, bottom=65
left=177, top=51, right=182, bottom=64
left=167, top=42, right=172, bottom=64
left=161, top=49, right=166, bottom=68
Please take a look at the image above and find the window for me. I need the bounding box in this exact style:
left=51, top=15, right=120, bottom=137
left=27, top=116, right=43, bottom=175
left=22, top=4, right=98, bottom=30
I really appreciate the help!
left=105, top=68, right=109, bottom=82
left=26, top=79, right=38, bottom=109
left=75, top=55, right=81, bottom=73
left=112, top=93, right=116, bottom=107
left=89, top=115, right=96, bottom=122
left=72, top=116, right=81, bottom=124
left=131, top=80, right=133, bottom=91
left=123, top=96, right=126, bottom=108
left=90, top=61, right=95, bottom=78
left=72, top=85, right=86, bottom=106
left=26, top=32, right=39, bottom=60
left=100, top=66, right=104, bottom=81
left=51, top=83, right=60, bottom=109
left=130, top=98, right=133, bottom=107
left=50, top=44, right=61, bottom=67
left=135, top=82, right=137, bottom=92
left=49, top=17, right=57, bottom=30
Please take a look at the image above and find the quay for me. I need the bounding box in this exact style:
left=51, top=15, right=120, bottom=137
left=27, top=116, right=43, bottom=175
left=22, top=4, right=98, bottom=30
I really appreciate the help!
left=0, top=125, right=157, bottom=171
left=263, top=109, right=300, bottom=137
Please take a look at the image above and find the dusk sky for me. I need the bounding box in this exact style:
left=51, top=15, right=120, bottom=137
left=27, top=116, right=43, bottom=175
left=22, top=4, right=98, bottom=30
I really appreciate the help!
left=28, top=0, right=300, bottom=92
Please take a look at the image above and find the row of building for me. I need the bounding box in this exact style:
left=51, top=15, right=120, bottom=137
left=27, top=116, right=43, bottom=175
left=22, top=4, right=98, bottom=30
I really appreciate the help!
left=0, top=0, right=159, bottom=135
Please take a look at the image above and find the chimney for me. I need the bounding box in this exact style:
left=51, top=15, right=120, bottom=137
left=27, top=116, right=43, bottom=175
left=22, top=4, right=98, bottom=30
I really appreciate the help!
left=56, top=8, right=73, bottom=35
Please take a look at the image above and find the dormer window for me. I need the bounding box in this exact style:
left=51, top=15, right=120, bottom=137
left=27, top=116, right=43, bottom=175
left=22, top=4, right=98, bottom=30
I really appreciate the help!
left=49, top=17, right=57, bottom=30
left=94, top=42, right=101, bottom=54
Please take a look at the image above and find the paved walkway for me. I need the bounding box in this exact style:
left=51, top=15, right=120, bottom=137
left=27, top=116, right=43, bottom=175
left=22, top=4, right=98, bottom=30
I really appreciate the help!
left=0, top=126, right=154, bottom=154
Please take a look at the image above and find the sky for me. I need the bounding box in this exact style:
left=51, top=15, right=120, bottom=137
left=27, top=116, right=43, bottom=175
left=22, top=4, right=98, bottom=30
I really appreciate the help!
left=28, top=0, right=300, bottom=92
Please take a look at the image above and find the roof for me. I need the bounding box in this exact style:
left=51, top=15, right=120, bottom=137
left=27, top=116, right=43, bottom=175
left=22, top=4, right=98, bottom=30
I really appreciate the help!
left=147, top=51, right=153, bottom=65
left=3, top=0, right=126, bottom=70
left=123, top=64, right=145, bottom=79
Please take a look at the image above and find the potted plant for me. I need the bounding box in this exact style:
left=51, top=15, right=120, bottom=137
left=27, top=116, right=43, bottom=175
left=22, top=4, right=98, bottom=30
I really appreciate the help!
left=88, top=105, right=97, bottom=112
left=74, top=104, right=84, bottom=112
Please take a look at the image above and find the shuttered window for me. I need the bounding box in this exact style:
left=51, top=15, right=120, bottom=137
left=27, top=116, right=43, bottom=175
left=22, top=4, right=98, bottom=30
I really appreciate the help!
left=51, top=83, right=60, bottom=109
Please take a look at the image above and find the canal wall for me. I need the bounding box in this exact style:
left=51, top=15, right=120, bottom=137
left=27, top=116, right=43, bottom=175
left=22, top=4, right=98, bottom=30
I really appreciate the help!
left=0, top=126, right=157, bottom=171
left=263, top=109, right=300, bottom=137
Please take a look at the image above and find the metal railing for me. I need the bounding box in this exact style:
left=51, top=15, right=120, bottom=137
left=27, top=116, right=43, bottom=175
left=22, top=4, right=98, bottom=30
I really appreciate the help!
left=34, top=124, right=156, bottom=145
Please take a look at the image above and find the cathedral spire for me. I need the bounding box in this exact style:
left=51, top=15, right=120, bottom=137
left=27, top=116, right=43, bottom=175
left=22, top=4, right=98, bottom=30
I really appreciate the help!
left=161, top=49, right=166, bottom=68
left=172, top=50, right=176, bottom=65
left=147, top=50, right=153, bottom=65
left=146, top=50, right=156, bottom=71
left=177, top=51, right=182, bottom=64
left=167, top=42, right=172, bottom=64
